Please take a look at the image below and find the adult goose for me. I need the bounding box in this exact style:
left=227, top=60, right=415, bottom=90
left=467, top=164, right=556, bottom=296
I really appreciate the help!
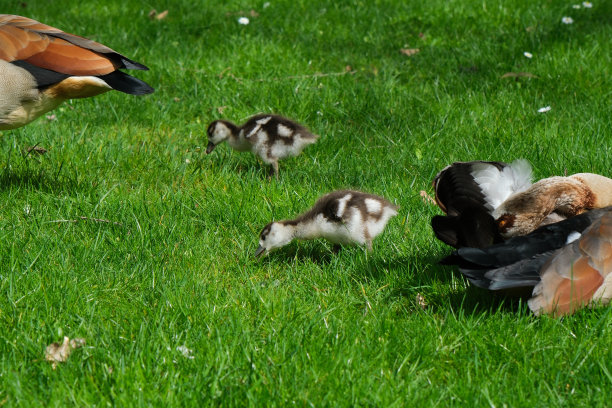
left=0, top=14, right=153, bottom=130
left=432, top=160, right=612, bottom=248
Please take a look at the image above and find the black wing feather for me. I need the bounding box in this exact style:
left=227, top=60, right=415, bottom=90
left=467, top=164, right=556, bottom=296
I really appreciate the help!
left=443, top=207, right=612, bottom=292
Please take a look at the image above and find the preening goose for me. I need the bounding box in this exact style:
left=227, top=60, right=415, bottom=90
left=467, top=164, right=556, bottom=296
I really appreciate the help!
left=443, top=207, right=612, bottom=316
left=431, top=160, right=612, bottom=248
left=0, top=14, right=153, bottom=130
left=206, top=114, right=318, bottom=177
left=254, top=190, right=398, bottom=257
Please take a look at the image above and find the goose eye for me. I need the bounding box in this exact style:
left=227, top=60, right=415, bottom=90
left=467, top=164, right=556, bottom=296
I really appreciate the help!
left=497, top=214, right=515, bottom=232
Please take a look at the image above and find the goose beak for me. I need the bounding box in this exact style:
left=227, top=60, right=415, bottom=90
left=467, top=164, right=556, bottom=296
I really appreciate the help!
left=254, top=245, right=266, bottom=258
left=206, top=141, right=216, bottom=154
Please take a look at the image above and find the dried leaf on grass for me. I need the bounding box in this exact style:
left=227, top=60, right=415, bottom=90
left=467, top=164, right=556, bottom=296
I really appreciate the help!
left=400, top=48, right=420, bottom=57
left=148, top=9, right=168, bottom=20
left=225, top=9, right=260, bottom=17
left=416, top=293, right=428, bottom=309
left=501, top=72, right=538, bottom=79
left=420, top=190, right=436, bottom=205
left=26, top=145, right=48, bottom=155
left=45, top=336, right=86, bottom=369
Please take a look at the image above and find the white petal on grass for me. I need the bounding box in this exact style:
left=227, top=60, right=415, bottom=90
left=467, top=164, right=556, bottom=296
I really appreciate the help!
left=538, top=106, right=552, bottom=113
left=177, top=345, right=195, bottom=359
left=582, top=2, right=593, bottom=8
left=523, top=52, right=533, bottom=58
left=263, top=2, right=271, bottom=8
left=573, top=4, right=581, bottom=8
left=238, top=17, right=250, bottom=25
left=562, top=17, right=574, bottom=24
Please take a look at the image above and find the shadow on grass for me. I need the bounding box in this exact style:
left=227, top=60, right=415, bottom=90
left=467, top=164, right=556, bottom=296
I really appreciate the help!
left=431, top=286, right=532, bottom=316
left=194, top=150, right=275, bottom=181
left=260, top=238, right=536, bottom=316
left=257, top=244, right=336, bottom=265
left=0, top=156, right=84, bottom=195
left=356, top=248, right=533, bottom=316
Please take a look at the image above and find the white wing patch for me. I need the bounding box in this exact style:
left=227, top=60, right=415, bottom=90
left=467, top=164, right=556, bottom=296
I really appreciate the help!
left=364, top=198, right=382, bottom=214
left=365, top=206, right=398, bottom=241
left=565, top=231, right=582, bottom=245
left=471, top=159, right=533, bottom=211
left=336, top=194, right=353, bottom=218
left=246, top=117, right=273, bottom=138
left=246, top=126, right=260, bottom=138
left=256, top=116, right=272, bottom=125
left=277, top=124, right=293, bottom=137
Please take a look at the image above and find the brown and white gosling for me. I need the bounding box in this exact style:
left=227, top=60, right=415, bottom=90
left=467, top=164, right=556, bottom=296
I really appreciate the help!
left=254, top=190, right=398, bottom=257
left=206, top=114, right=318, bottom=177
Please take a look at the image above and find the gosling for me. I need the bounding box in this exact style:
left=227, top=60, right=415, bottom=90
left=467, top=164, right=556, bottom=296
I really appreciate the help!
left=206, top=114, right=318, bottom=177
left=254, top=190, right=398, bottom=257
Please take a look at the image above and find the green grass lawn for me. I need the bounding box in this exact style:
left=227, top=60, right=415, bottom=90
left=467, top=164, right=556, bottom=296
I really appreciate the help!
left=1, top=0, right=611, bottom=405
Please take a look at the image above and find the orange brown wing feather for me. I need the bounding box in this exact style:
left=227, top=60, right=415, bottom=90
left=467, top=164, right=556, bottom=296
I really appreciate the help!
left=24, top=37, right=117, bottom=76
left=530, top=212, right=612, bottom=315
left=548, top=257, right=604, bottom=315
left=0, top=14, right=118, bottom=76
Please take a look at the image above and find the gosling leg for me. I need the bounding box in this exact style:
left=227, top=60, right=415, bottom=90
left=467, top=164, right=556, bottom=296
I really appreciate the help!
left=269, top=161, right=279, bottom=179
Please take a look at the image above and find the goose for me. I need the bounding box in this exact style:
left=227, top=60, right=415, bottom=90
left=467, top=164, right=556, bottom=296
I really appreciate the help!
left=431, top=159, right=612, bottom=248
left=206, top=114, right=318, bottom=177
left=254, top=190, right=398, bottom=257
left=442, top=207, right=612, bottom=316
left=431, top=160, right=525, bottom=248
left=0, top=14, right=153, bottom=130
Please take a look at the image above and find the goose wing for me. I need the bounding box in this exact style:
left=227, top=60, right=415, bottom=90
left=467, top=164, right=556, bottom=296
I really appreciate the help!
left=529, top=210, right=612, bottom=316
left=0, top=14, right=148, bottom=76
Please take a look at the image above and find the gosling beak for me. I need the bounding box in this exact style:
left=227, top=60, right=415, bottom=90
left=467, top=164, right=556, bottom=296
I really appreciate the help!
left=206, top=141, right=216, bottom=154
left=254, top=245, right=266, bottom=258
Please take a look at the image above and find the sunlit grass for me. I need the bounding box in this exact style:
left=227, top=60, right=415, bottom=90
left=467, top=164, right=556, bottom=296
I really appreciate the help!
left=0, top=0, right=610, bottom=406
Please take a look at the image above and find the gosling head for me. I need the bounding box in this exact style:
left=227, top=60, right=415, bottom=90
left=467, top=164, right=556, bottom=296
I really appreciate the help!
left=206, top=120, right=234, bottom=154
left=254, top=222, right=295, bottom=258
